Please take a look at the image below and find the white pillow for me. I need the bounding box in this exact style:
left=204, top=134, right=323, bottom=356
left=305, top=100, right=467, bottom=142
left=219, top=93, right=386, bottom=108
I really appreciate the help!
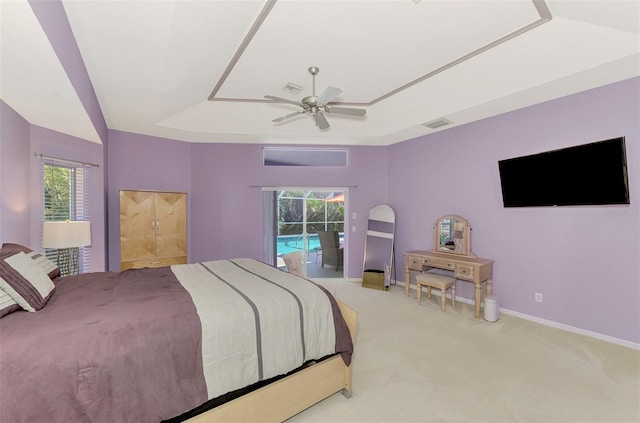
left=0, top=251, right=56, bottom=312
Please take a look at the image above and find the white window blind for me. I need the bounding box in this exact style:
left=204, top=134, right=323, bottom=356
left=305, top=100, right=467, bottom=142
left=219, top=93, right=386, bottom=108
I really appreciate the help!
left=40, top=160, right=92, bottom=273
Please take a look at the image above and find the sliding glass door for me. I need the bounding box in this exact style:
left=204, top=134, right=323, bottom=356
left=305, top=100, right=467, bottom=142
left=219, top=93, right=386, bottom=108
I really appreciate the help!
left=263, top=189, right=346, bottom=278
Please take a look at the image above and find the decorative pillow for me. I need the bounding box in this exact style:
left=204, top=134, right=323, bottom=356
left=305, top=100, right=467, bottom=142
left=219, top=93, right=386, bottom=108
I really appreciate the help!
left=0, top=288, right=20, bottom=318
left=25, top=251, right=61, bottom=280
left=1, top=243, right=32, bottom=253
left=0, top=251, right=56, bottom=312
left=0, top=244, right=60, bottom=280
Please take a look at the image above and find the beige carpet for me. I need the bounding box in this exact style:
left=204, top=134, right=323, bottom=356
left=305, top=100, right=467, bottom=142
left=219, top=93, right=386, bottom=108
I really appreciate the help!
left=288, top=279, right=640, bottom=423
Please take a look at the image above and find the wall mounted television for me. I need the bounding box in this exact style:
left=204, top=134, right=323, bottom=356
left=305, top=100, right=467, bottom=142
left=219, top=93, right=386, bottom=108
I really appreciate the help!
left=498, top=137, right=630, bottom=207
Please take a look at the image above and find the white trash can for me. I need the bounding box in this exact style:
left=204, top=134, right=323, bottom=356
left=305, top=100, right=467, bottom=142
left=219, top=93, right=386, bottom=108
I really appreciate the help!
left=484, top=295, right=499, bottom=322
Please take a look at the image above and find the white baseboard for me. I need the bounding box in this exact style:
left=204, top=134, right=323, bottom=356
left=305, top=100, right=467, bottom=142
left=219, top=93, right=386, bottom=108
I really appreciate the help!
left=499, top=308, right=640, bottom=350
left=396, top=281, right=639, bottom=351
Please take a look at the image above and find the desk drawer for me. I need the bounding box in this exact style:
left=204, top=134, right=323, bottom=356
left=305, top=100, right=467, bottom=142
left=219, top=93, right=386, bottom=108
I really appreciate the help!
left=407, top=256, right=425, bottom=271
left=455, top=264, right=475, bottom=280
left=423, top=257, right=454, bottom=270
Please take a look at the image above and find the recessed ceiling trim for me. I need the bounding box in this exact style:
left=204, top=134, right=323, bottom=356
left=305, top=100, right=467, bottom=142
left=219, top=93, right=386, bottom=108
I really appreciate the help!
left=208, top=0, right=552, bottom=107
left=364, top=5, right=552, bottom=107
left=207, top=0, right=277, bottom=101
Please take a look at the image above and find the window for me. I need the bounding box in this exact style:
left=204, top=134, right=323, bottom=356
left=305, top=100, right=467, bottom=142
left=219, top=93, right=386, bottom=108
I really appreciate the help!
left=41, top=161, right=91, bottom=273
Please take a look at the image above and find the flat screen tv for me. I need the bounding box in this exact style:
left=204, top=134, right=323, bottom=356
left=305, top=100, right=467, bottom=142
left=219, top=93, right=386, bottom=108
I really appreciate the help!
left=498, top=137, right=630, bottom=207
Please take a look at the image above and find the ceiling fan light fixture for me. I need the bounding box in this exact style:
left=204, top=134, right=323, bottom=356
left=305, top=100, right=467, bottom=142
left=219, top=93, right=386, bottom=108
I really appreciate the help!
left=266, top=66, right=367, bottom=130
left=282, top=82, right=303, bottom=95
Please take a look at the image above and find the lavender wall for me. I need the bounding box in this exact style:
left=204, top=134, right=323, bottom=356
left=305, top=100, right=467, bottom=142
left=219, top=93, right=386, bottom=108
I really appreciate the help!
left=388, top=78, right=639, bottom=344
left=189, top=143, right=388, bottom=277
left=28, top=126, right=106, bottom=271
left=106, top=130, right=192, bottom=270
left=0, top=102, right=31, bottom=245
left=106, top=132, right=388, bottom=276
left=0, top=101, right=106, bottom=271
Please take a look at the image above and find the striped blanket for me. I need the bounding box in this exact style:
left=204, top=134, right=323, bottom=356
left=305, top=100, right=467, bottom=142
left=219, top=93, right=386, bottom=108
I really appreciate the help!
left=173, top=258, right=352, bottom=400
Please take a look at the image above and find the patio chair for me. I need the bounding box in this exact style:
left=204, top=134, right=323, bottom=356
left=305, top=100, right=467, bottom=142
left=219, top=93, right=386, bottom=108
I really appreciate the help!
left=282, top=251, right=305, bottom=278
left=317, top=231, right=343, bottom=271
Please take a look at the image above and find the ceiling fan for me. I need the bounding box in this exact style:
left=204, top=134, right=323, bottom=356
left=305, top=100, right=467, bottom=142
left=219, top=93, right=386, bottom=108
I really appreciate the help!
left=265, top=66, right=366, bottom=130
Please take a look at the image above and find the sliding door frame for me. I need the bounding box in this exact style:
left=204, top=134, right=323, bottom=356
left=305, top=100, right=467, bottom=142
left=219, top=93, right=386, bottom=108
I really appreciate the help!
left=262, top=187, right=349, bottom=277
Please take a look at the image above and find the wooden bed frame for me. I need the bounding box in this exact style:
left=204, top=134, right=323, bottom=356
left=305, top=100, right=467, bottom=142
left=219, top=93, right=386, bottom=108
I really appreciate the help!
left=186, top=299, right=358, bottom=423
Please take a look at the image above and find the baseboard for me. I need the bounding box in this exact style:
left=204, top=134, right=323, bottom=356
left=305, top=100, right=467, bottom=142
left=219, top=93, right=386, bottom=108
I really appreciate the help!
left=500, top=308, right=640, bottom=351
left=397, top=282, right=640, bottom=351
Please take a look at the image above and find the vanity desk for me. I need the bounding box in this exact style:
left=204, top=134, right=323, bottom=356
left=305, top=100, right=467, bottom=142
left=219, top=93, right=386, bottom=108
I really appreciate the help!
left=404, top=215, right=494, bottom=319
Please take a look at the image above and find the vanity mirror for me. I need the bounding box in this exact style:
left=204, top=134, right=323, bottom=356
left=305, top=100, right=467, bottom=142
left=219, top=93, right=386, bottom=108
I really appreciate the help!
left=434, top=215, right=474, bottom=258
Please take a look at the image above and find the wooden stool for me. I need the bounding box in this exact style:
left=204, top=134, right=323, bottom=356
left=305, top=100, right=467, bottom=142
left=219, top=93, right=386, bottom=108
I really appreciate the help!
left=416, top=273, right=456, bottom=312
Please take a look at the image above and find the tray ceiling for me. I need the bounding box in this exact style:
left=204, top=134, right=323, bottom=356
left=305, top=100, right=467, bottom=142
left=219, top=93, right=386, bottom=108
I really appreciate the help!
left=1, top=0, right=638, bottom=146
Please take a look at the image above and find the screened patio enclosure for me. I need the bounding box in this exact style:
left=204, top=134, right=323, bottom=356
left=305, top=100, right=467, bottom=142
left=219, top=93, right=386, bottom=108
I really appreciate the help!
left=265, top=190, right=345, bottom=278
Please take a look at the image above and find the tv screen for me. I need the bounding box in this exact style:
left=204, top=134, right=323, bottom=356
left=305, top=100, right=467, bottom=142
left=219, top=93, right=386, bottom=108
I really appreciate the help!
left=498, top=137, right=630, bottom=207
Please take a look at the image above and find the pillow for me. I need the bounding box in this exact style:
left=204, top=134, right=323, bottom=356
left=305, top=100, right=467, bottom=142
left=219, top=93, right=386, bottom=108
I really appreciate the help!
left=1, top=243, right=32, bottom=253
left=25, top=251, right=61, bottom=280
left=0, top=288, right=20, bottom=318
left=0, top=251, right=55, bottom=312
left=0, top=244, right=60, bottom=280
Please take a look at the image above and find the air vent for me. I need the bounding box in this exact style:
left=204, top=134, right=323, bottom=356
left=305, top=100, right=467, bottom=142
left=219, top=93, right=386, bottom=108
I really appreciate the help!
left=263, top=147, right=348, bottom=167
left=282, top=83, right=303, bottom=95
left=422, top=118, right=452, bottom=129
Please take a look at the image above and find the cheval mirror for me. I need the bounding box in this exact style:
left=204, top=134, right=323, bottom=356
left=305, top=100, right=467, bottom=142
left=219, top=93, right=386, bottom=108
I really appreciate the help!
left=362, top=204, right=396, bottom=291
left=434, top=215, right=475, bottom=258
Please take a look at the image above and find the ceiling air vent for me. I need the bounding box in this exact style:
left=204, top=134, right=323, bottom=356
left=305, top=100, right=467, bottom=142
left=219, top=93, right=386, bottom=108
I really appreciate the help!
left=282, top=82, right=303, bottom=95
left=422, top=118, right=452, bottom=129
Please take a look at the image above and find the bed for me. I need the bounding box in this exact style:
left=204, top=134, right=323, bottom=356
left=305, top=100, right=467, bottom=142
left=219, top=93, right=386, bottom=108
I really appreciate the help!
left=0, top=245, right=356, bottom=423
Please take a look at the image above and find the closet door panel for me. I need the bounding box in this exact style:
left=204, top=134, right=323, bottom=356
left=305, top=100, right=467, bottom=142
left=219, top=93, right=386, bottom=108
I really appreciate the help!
left=120, top=191, right=156, bottom=262
left=155, top=192, right=187, bottom=259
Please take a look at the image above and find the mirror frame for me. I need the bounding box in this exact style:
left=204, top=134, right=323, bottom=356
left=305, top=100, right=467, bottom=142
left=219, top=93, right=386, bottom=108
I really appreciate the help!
left=433, top=215, right=475, bottom=258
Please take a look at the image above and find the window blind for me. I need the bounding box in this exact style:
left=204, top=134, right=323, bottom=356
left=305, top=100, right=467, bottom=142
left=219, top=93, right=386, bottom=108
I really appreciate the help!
left=40, top=160, right=92, bottom=273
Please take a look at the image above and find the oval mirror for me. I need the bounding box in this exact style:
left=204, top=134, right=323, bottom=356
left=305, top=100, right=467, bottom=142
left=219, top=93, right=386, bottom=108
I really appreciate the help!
left=434, top=215, right=473, bottom=257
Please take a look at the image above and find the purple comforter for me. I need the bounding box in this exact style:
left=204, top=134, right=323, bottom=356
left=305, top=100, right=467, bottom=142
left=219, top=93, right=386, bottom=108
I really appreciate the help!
left=0, top=267, right=207, bottom=423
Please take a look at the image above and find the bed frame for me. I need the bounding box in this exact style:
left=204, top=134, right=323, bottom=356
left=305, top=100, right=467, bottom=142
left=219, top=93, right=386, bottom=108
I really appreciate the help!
left=185, top=299, right=357, bottom=423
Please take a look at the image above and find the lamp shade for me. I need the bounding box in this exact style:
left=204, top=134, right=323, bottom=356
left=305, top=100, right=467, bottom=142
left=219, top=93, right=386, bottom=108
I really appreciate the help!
left=42, top=221, right=91, bottom=248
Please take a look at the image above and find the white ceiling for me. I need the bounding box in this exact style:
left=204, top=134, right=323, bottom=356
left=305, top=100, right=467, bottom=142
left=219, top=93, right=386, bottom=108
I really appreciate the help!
left=1, top=0, right=638, bottom=146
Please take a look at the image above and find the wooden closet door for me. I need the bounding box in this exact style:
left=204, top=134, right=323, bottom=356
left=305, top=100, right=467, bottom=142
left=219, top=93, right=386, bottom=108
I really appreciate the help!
left=120, top=191, right=156, bottom=262
left=154, top=192, right=187, bottom=259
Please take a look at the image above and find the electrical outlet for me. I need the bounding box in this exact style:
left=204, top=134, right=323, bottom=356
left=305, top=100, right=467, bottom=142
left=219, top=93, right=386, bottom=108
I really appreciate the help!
left=535, top=292, right=543, bottom=303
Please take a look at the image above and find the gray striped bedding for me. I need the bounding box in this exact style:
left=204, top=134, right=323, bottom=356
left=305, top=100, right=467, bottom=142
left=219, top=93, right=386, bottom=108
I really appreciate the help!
left=173, top=258, right=348, bottom=400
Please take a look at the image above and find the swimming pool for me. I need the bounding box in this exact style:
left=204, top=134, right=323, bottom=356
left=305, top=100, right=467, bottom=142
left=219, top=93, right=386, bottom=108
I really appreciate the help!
left=277, top=233, right=343, bottom=256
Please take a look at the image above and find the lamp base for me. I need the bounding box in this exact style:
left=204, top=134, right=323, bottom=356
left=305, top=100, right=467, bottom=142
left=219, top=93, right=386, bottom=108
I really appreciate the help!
left=56, top=247, right=80, bottom=277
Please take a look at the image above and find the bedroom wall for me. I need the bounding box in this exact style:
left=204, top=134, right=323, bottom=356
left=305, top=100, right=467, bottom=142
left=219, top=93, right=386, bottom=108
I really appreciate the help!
left=28, top=125, right=106, bottom=272
left=0, top=102, right=31, bottom=246
left=387, top=77, right=639, bottom=345
left=0, top=101, right=106, bottom=271
left=106, top=132, right=388, bottom=276
left=106, top=130, right=192, bottom=271
left=189, top=143, right=388, bottom=277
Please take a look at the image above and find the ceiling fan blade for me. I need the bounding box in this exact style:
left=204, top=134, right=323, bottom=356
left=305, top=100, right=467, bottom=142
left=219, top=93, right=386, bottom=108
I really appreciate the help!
left=316, top=86, right=342, bottom=105
left=264, top=95, right=301, bottom=106
left=273, top=111, right=304, bottom=123
left=315, top=112, right=330, bottom=130
left=326, top=106, right=366, bottom=117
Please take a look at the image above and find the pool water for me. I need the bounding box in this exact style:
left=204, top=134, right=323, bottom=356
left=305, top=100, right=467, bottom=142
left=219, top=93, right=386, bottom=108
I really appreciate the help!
left=277, top=234, right=321, bottom=255
left=277, top=233, right=343, bottom=256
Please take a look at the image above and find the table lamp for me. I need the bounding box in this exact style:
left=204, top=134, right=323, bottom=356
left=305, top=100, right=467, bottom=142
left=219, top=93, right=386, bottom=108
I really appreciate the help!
left=42, top=220, right=91, bottom=276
